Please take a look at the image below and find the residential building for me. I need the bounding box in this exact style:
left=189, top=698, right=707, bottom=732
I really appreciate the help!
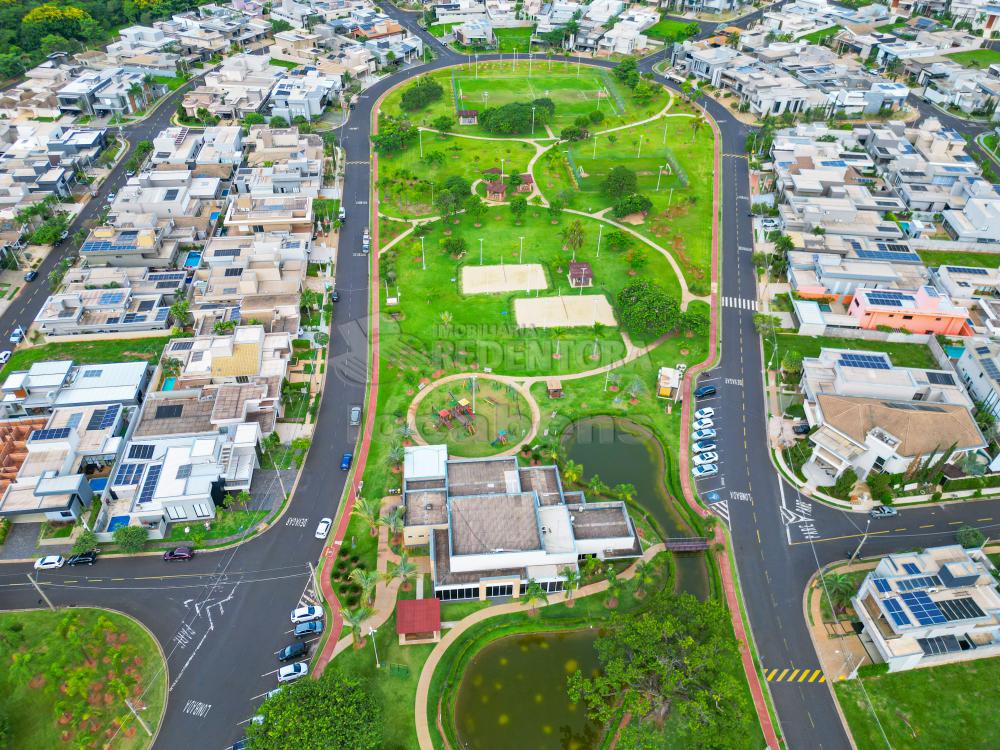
left=181, top=54, right=284, bottom=120
left=956, top=339, right=1000, bottom=418
left=0, top=360, right=150, bottom=419
left=34, top=285, right=173, bottom=337
left=78, top=223, right=181, bottom=268
left=56, top=68, right=158, bottom=118
left=402, top=444, right=640, bottom=601
left=455, top=19, right=495, bottom=47
left=848, top=286, right=971, bottom=336
left=270, top=68, right=342, bottom=121
left=0, top=57, right=82, bottom=120
left=223, top=194, right=314, bottom=235
left=854, top=546, right=1000, bottom=672
left=943, top=193, right=1000, bottom=244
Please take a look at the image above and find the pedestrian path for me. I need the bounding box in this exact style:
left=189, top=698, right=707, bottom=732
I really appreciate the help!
left=722, top=296, right=757, bottom=311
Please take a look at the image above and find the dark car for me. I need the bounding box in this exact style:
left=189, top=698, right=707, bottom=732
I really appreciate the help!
left=163, top=546, right=194, bottom=562
left=792, top=423, right=811, bottom=435
left=694, top=385, right=717, bottom=399
left=277, top=642, right=309, bottom=662
left=66, top=549, right=99, bottom=566
left=340, top=452, right=353, bottom=471
left=330, top=289, right=340, bottom=302
left=23, top=271, right=38, bottom=282
left=294, top=621, right=324, bottom=638
left=231, top=741, right=247, bottom=750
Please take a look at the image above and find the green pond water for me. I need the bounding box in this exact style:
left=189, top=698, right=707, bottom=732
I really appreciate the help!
left=455, top=629, right=603, bottom=750
left=562, top=415, right=709, bottom=599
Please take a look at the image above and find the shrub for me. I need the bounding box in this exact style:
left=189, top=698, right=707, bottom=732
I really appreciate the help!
left=956, top=524, right=986, bottom=548
left=400, top=78, right=444, bottom=111
left=112, top=525, right=148, bottom=554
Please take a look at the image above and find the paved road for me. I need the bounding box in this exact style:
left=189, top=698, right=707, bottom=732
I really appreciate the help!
left=1, top=11, right=998, bottom=748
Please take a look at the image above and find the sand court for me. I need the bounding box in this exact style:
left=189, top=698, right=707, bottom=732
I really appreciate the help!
left=461, top=264, right=548, bottom=294
left=514, top=295, right=617, bottom=328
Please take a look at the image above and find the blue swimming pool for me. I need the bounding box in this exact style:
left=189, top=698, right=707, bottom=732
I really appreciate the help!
left=89, top=477, right=108, bottom=492
left=944, top=345, right=965, bottom=359
left=210, top=210, right=220, bottom=223
left=184, top=250, right=202, bottom=268
left=163, top=376, right=176, bottom=391
left=107, top=515, right=130, bottom=532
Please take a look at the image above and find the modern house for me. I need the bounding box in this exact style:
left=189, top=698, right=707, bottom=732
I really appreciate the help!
left=0, top=360, right=150, bottom=419
left=848, top=286, right=971, bottom=336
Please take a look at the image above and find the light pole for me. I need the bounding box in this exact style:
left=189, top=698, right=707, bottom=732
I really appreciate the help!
left=369, top=626, right=380, bottom=669
left=656, top=165, right=664, bottom=191
left=668, top=186, right=674, bottom=206
left=420, top=236, right=426, bottom=270
left=475, top=53, right=479, bottom=78
left=528, top=51, right=533, bottom=77
left=848, top=519, right=871, bottom=564
left=596, top=223, right=603, bottom=257
left=663, top=117, right=669, bottom=145
left=500, top=158, right=505, bottom=183
left=519, top=235, right=524, bottom=263
left=419, top=128, right=423, bottom=158
left=531, top=106, right=536, bottom=135
left=636, top=134, right=644, bottom=159
left=592, top=134, right=597, bottom=159
left=479, top=237, right=483, bottom=265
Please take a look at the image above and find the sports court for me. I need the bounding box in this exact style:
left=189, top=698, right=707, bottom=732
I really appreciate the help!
left=514, top=295, right=617, bottom=328
left=461, top=264, right=548, bottom=294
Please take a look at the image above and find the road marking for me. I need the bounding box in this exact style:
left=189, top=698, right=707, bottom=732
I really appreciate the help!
left=722, top=296, right=758, bottom=311
left=260, top=668, right=280, bottom=677
left=948, top=521, right=962, bottom=526
left=766, top=669, right=777, bottom=680
left=766, top=668, right=824, bottom=683
left=788, top=669, right=799, bottom=682
left=790, top=529, right=891, bottom=545
left=809, top=671, right=821, bottom=683
left=710, top=500, right=730, bottom=526
left=285, top=517, right=309, bottom=527
left=977, top=517, right=993, bottom=522
left=776, top=669, right=789, bottom=682
left=895, top=528, right=906, bottom=532
left=182, top=699, right=212, bottom=718
left=724, top=377, right=744, bottom=386
left=919, top=524, right=934, bottom=529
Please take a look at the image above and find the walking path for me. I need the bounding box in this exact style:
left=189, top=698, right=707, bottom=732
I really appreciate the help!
left=413, top=543, right=666, bottom=750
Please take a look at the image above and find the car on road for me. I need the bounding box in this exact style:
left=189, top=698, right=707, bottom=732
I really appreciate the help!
left=694, top=407, right=715, bottom=421
left=362, top=228, right=370, bottom=252
left=315, top=517, right=332, bottom=539
left=58, top=230, right=69, bottom=242
left=163, top=546, right=194, bottom=562
left=8, top=327, right=24, bottom=345
left=691, top=428, right=716, bottom=442
left=693, top=452, right=719, bottom=467
left=340, top=452, right=353, bottom=471
left=791, top=423, right=811, bottom=435
left=692, top=464, right=718, bottom=478
left=694, top=384, right=717, bottom=399
left=106, top=191, right=116, bottom=203
left=66, top=549, right=99, bottom=566
left=692, top=418, right=714, bottom=431
left=290, top=605, right=322, bottom=624
left=693, top=440, right=716, bottom=453
left=0, top=350, right=10, bottom=366
left=23, top=271, right=38, bottom=282
left=277, top=641, right=309, bottom=662
left=869, top=505, right=898, bottom=519
left=330, top=289, right=340, bottom=302
left=277, top=662, right=308, bottom=683
left=34, top=555, right=64, bottom=570
left=294, top=620, right=324, bottom=638
left=350, top=405, right=361, bottom=426
left=126, top=170, right=135, bottom=178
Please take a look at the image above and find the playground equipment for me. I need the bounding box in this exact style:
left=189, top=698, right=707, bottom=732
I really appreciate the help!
left=490, top=430, right=509, bottom=448
left=436, top=408, right=454, bottom=428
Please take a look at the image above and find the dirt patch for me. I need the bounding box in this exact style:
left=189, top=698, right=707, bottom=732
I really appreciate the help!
left=618, top=213, right=645, bottom=225
left=28, top=674, right=45, bottom=689
left=121, top=351, right=157, bottom=360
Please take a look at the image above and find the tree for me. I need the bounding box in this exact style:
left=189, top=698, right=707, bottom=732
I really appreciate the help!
left=781, top=349, right=803, bottom=375
left=521, top=578, right=548, bottom=615
left=112, top=525, right=148, bottom=554
left=442, top=236, right=467, bottom=257
left=588, top=110, right=605, bottom=124
left=614, top=483, right=636, bottom=502
left=727, top=31, right=741, bottom=48
left=372, top=116, right=417, bottom=153
left=633, top=561, right=657, bottom=598
left=690, top=114, right=706, bottom=143
left=560, top=219, right=585, bottom=255
left=269, top=19, right=293, bottom=34
left=351, top=495, right=382, bottom=537
left=160, top=356, right=182, bottom=378
left=562, top=459, right=583, bottom=484
left=71, top=529, right=98, bottom=555
left=568, top=592, right=755, bottom=748
left=349, top=568, right=379, bottom=606
left=632, top=79, right=656, bottom=104
left=616, top=280, right=682, bottom=340
left=431, top=114, right=453, bottom=132
left=269, top=115, right=289, bottom=128
left=341, top=606, right=374, bottom=648
left=753, top=313, right=780, bottom=337
left=613, top=57, right=640, bottom=89
left=867, top=472, right=892, bottom=504
left=820, top=572, right=856, bottom=615
left=602, top=165, right=638, bottom=200
left=547, top=198, right=564, bottom=223
left=606, top=229, right=631, bottom=253
left=560, top=125, right=587, bottom=141
left=232, top=490, right=252, bottom=510
left=243, top=112, right=266, bottom=127
left=388, top=553, right=418, bottom=590
left=833, top=468, right=857, bottom=499
left=681, top=307, right=709, bottom=336
left=400, top=77, right=444, bottom=111
left=509, top=195, right=527, bottom=223
left=379, top=505, right=405, bottom=544
left=561, top=566, right=581, bottom=606
left=612, top=193, right=653, bottom=219
left=169, top=299, right=191, bottom=328
left=956, top=525, right=986, bottom=549
left=587, top=474, right=608, bottom=496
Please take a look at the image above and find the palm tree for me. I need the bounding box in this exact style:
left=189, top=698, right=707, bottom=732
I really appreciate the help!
left=581, top=555, right=602, bottom=580
left=397, top=423, right=414, bottom=442
left=160, top=357, right=182, bottom=378
left=388, top=443, right=405, bottom=468
left=340, top=606, right=374, bottom=649
left=613, top=483, right=636, bottom=502
left=821, top=572, right=857, bottom=616
left=552, top=327, right=567, bottom=359
left=560, top=219, right=585, bottom=257
left=562, top=459, right=583, bottom=484
left=591, top=322, right=604, bottom=360
left=561, top=566, right=581, bottom=607
left=351, top=495, right=382, bottom=537
left=387, top=553, right=418, bottom=590
left=349, top=568, right=379, bottom=606
left=169, top=299, right=191, bottom=329
left=603, top=566, right=623, bottom=609
left=439, top=310, right=453, bottom=328
left=690, top=115, right=706, bottom=143
left=521, top=578, right=548, bottom=615
left=633, top=561, right=656, bottom=598
left=379, top=506, right=405, bottom=545
left=587, top=473, right=608, bottom=496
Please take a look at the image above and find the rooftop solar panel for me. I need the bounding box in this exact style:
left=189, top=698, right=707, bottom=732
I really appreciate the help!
left=936, top=597, right=985, bottom=622
left=171, top=340, right=194, bottom=351
left=100, top=404, right=120, bottom=429
left=155, top=308, right=170, bottom=322
left=900, top=591, right=947, bottom=625
left=839, top=353, right=891, bottom=370
left=896, top=575, right=942, bottom=592
left=873, top=577, right=891, bottom=593
left=113, top=462, right=143, bottom=486
left=136, top=300, right=155, bottom=312
left=128, top=444, right=155, bottom=460
left=918, top=635, right=961, bottom=655
left=884, top=598, right=911, bottom=627
left=926, top=371, right=955, bottom=386
left=30, top=427, right=72, bottom=441
left=155, top=404, right=182, bottom=419
left=903, top=562, right=920, bottom=575
left=137, top=464, right=162, bottom=504
left=99, top=292, right=125, bottom=305
left=945, top=265, right=989, bottom=275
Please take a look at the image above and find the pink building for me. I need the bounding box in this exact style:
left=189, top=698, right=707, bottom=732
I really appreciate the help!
left=849, top=286, right=971, bottom=336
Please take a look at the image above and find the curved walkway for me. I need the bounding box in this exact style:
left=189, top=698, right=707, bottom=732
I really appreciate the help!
left=413, top=542, right=666, bottom=750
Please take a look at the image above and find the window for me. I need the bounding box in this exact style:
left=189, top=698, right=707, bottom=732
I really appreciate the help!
left=485, top=584, right=513, bottom=598
left=542, top=580, right=564, bottom=593
left=902, top=315, right=913, bottom=320
left=59, top=510, right=74, bottom=519
left=166, top=505, right=187, bottom=520
left=252, top=225, right=265, bottom=233
left=193, top=503, right=212, bottom=518
left=435, top=586, right=478, bottom=601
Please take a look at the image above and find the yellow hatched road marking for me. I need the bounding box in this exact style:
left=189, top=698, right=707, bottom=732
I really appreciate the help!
left=776, top=669, right=789, bottom=682
left=798, top=670, right=810, bottom=682
left=788, top=669, right=800, bottom=682
left=767, top=669, right=777, bottom=681
left=809, top=671, right=821, bottom=683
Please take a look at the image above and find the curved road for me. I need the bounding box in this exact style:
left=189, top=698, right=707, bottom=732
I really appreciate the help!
left=1, top=8, right=999, bottom=749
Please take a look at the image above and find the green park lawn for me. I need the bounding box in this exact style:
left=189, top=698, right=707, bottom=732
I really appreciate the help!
left=151, top=74, right=188, bottom=91
left=799, top=25, right=841, bottom=44
left=417, top=378, right=534, bottom=456
left=0, top=608, right=166, bottom=750
left=835, top=658, right=1000, bottom=749
left=645, top=17, right=697, bottom=42
left=376, top=135, right=536, bottom=218
left=946, top=49, right=1000, bottom=69
left=0, top=336, right=175, bottom=379
left=165, top=509, right=269, bottom=543
left=492, top=27, right=535, bottom=53
left=427, top=22, right=459, bottom=37
left=763, top=333, right=938, bottom=371
left=269, top=57, right=300, bottom=69
left=917, top=248, right=1000, bottom=270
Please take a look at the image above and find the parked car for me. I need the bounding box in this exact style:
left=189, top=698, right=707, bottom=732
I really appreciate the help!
left=125, top=169, right=135, bottom=178
left=869, top=505, right=898, bottom=519
left=694, top=407, right=715, bottom=421
left=230, top=741, right=247, bottom=750
left=349, top=405, right=361, bottom=426
left=277, top=642, right=309, bottom=662
left=692, top=418, right=714, bottom=431
left=340, top=452, right=353, bottom=471
left=338, top=206, right=346, bottom=221
left=691, top=464, right=718, bottom=478
left=34, top=555, right=64, bottom=570
left=0, top=350, right=10, bottom=365
left=163, top=546, right=194, bottom=562
left=294, top=620, right=324, bottom=638
left=693, top=452, right=719, bottom=467
left=290, top=605, right=322, bottom=624
left=691, top=429, right=716, bottom=442
left=761, top=217, right=782, bottom=231
left=8, top=328, right=24, bottom=345
left=106, top=191, right=116, bottom=203
left=277, top=662, right=308, bottom=683
left=693, top=440, right=716, bottom=453
left=66, top=549, right=99, bottom=566
left=693, top=384, right=717, bottom=399
left=23, top=271, right=38, bottom=282
left=792, top=423, right=811, bottom=435
left=330, top=289, right=340, bottom=302
left=314, top=517, right=332, bottom=539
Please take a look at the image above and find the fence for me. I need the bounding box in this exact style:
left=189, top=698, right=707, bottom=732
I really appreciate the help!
left=663, top=146, right=688, bottom=188
left=598, top=72, right=626, bottom=116
left=563, top=148, right=582, bottom=190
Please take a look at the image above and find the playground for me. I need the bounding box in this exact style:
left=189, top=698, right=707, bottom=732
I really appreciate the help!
left=461, top=263, right=548, bottom=294
left=416, top=378, right=534, bottom=457
left=514, top=294, right=617, bottom=328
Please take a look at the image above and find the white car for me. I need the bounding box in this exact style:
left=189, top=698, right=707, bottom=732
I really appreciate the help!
left=277, top=662, right=308, bottom=684
left=314, top=517, right=332, bottom=539
left=694, top=407, right=715, bottom=421
left=8, top=328, right=24, bottom=345
left=691, top=429, right=716, bottom=442
left=34, top=555, right=64, bottom=570
left=693, top=452, right=719, bottom=466
left=693, top=418, right=714, bottom=431
left=0, top=350, right=11, bottom=365
left=761, top=218, right=781, bottom=231
left=290, top=605, right=322, bottom=624
left=692, top=441, right=716, bottom=453
left=692, top=464, right=718, bottom=478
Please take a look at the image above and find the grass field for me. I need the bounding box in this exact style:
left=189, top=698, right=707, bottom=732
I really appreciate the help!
left=946, top=49, right=1000, bottom=69
left=0, top=336, right=175, bottom=379
left=417, top=378, right=533, bottom=456
left=835, top=657, right=1000, bottom=750
left=763, top=333, right=938, bottom=370
left=492, top=27, right=535, bottom=53
left=799, top=25, right=841, bottom=44
left=645, top=17, right=697, bottom=42
left=917, top=249, right=1000, bottom=270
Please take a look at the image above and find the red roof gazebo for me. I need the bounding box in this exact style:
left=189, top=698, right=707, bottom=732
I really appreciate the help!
left=396, top=598, right=442, bottom=644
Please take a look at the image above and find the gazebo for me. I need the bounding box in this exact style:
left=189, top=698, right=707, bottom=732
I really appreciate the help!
left=568, top=261, right=594, bottom=288
left=486, top=181, right=508, bottom=201
left=516, top=173, right=534, bottom=193
left=396, top=598, right=442, bottom=645
left=458, top=109, right=479, bottom=125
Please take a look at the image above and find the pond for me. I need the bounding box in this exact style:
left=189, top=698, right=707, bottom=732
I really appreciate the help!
left=455, top=629, right=603, bottom=750
left=562, top=415, right=709, bottom=599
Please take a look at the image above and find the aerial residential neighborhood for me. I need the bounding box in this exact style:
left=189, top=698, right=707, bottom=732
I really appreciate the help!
left=1, top=0, right=1000, bottom=748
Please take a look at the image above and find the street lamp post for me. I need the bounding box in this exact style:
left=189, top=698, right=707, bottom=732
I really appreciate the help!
left=596, top=223, right=603, bottom=257
left=519, top=235, right=524, bottom=263
left=479, top=237, right=483, bottom=265
left=421, top=236, right=426, bottom=270
left=656, top=165, right=664, bottom=191
left=592, top=135, right=597, bottom=159
left=500, top=158, right=505, bottom=182
left=848, top=520, right=871, bottom=564
left=475, top=53, right=479, bottom=78
left=636, top=134, right=644, bottom=159
left=531, top=106, right=536, bottom=135
left=663, top=117, right=669, bottom=145
left=419, top=128, right=423, bottom=158
left=369, top=626, right=380, bottom=669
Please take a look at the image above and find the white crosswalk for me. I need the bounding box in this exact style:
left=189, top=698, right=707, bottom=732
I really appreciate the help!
left=722, top=296, right=758, bottom=311
left=709, top=500, right=730, bottom=526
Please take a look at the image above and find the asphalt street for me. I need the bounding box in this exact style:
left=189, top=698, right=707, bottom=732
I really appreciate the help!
left=1, top=8, right=999, bottom=749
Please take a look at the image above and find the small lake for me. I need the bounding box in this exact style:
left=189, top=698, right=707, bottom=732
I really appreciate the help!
left=562, top=415, right=709, bottom=599
left=454, top=629, right=602, bottom=750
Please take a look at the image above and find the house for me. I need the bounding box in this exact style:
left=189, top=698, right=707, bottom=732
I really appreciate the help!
left=181, top=54, right=284, bottom=120
left=34, top=286, right=173, bottom=337
left=848, top=286, right=971, bottom=336
left=567, top=261, right=593, bottom=288
left=485, top=181, right=507, bottom=201
left=955, top=340, right=1000, bottom=419
left=78, top=224, right=181, bottom=269
left=56, top=68, right=157, bottom=118
left=269, top=68, right=341, bottom=121
left=396, top=598, right=442, bottom=644
left=223, top=194, right=314, bottom=235
left=516, top=173, right=533, bottom=193
left=458, top=109, right=479, bottom=125
left=455, top=19, right=495, bottom=47
left=943, top=194, right=1000, bottom=245
left=0, top=360, right=150, bottom=419
left=853, top=545, right=1000, bottom=673
left=402, top=445, right=640, bottom=601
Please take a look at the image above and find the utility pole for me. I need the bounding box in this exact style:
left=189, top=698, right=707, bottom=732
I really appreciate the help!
left=479, top=238, right=483, bottom=265
left=531, top=106, right=536, bottom=135
left=596, top=223, right=603, bottom=257
left=369, top=626, right=381, bottom=668
left=26, top=573, right=55, bottom=610
left=420, top=236, right=426, bottom=270
left=848, top=520, right=871, bottom=564
left=500, top=158, right=505, bottom=183
left=519, top=236, right=524, bottom=263
left=125, top=700, right=152, bottom=737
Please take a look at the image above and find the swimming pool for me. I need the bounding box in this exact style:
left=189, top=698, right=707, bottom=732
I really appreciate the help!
left=107, top=515, right=130, bottom=532
left=184, top=250, right=202, bottom=268
left=944, top=345, right=965, bottom=359
left=163, top=377, right=176, bottom=391
left=209, top=210, right=220, bottom=223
